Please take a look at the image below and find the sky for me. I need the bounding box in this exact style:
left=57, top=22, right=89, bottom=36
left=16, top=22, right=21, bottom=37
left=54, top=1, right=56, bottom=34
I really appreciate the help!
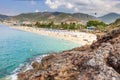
left=0, top=0, right=120, bottom=16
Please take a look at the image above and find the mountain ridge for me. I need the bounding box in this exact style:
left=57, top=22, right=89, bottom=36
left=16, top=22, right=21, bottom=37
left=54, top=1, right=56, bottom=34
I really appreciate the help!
left=2, top=12, right=120, bottom=24
left=5, top=12, right=97, bottom=24
left=0, top=14, right=8, bottom=19
left=99, top=13, right=120, bottom=24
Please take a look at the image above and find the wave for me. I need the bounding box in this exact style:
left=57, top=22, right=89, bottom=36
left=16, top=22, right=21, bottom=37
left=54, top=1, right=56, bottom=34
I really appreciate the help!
left=4, top=54, right=47, bottom=80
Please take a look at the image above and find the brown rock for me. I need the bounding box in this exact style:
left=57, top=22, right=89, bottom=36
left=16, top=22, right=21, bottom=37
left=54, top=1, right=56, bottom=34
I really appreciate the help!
left=32, top=61, right=41, bottom=70
left=17, top=28, right=120, bottom=80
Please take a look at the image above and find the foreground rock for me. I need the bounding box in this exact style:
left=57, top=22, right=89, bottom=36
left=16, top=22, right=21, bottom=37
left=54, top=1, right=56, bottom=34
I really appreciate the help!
left=18, top=28, right=120, bottom=80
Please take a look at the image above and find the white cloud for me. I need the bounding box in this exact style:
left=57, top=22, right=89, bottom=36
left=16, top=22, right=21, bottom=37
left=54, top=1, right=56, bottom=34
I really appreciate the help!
left=45, top=0, right=62, bottom=9
left=45, top=0, right=120, bottom=16
left=66, top=3, right=74, bottom=9
left=74, top=7, right=79, bottom=12
left=35, top=9, right=39, bottom=13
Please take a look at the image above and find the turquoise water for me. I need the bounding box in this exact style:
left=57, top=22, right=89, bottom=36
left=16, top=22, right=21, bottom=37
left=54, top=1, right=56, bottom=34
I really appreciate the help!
left=0, top=25, right=79, bottom=78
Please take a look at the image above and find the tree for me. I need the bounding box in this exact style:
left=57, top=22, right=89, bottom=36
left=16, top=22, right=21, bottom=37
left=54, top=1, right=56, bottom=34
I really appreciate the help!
left=48, top=21, right=54, bottom=29
left=86, top=20, right=106, bottom=30
left=69, top=23, right=76, bottom=30
left=60, top=22, right=69, bottom=30
left=35, top=21, right=41, bottom=27
left=76, top=24, right=86, bottom=30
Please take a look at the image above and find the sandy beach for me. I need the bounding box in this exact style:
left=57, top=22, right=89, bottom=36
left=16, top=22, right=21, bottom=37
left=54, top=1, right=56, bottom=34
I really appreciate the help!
left=10, top=25, right=97, bottom=45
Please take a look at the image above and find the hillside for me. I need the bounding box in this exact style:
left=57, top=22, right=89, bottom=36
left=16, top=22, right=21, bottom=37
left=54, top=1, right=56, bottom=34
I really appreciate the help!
left=104, top=18, right=120, bottom=32
left=73, top=13, right=96, bottom=21
left=18, top=28, right=120, bottom=80
left=0, top=14, right=8, bottom=22
left=99, top=13, right=120, bottom=24
left=110, top=18, right=120, bottom=27
left=0, top=14, right=8, bottom=19
left=3, top=12, right=120, bottom=25
left=6, top=12, right=96, bottom=24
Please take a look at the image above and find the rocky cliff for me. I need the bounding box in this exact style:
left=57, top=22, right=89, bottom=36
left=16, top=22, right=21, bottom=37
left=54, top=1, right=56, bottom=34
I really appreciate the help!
left=18, top=28, right=120, bottom=80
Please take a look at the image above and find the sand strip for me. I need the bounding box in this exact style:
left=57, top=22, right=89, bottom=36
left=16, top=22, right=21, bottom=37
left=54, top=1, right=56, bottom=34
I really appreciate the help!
left=10, top=26, right=97, bottom=45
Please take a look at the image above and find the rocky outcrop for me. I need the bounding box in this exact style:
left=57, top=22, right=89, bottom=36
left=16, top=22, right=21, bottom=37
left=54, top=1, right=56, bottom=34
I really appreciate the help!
left=18, top=28, right=120, bottom=80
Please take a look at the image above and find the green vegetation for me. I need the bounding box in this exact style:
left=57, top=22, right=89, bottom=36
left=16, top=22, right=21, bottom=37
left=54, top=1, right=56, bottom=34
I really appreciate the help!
left=35, top=21, right=55, bottom=28
left=110, top=18, right=120, bottom=27
left=34, top=21, right=85, bottom=30
left=20, top=20, right=107, bottom=32
left=16, top=19, right=118, bottom=33
left=105, top=18, right=120, bottom=32
left=0, top=19, right=3, bottom=22
left=21, top=24, right=33, bottom=27
left=87, top=20, right=106, bottom=31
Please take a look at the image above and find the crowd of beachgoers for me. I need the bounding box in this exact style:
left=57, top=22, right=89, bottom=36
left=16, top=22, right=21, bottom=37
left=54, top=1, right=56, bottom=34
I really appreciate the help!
left=10, top=26, right=97, bottom=45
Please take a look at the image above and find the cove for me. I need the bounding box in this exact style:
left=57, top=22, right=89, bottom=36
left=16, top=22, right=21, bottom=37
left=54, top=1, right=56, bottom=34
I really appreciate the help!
left=0, top=25, right=79, bottom=78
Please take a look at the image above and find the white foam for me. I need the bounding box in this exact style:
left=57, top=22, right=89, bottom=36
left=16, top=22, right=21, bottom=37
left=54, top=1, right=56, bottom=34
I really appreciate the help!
left=6, top=74, right=17, bottom=80
left=5, top=54, right=48, bottom=80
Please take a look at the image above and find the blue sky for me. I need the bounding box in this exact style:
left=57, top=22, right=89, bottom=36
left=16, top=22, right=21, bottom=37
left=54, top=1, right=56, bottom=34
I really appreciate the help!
left=0, top=0, right=120, bottom=16
left=0, top=0, right=48, bottom=15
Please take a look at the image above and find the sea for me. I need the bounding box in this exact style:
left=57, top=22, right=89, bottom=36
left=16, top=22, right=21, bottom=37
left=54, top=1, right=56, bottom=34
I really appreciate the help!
left=0, top=25, right=79, bottom=79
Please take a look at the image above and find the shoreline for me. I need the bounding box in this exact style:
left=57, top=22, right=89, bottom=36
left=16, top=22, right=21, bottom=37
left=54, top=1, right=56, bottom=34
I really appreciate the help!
left=0, top=24, right=96, bottom=80
left=5, top=54, right=48, bottom=80
left=9, top=25, right=97, bottom=45
left=17, top=27, right=120, bottom=80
